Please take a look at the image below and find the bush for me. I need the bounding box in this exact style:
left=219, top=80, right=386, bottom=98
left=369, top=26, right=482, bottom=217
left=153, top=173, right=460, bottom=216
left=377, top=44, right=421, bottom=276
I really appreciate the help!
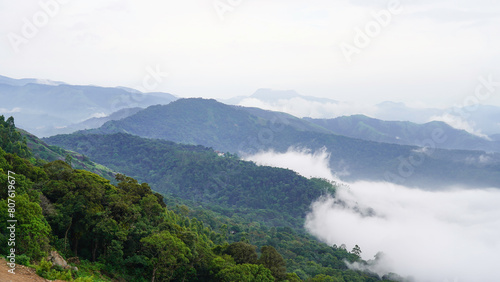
left=36, top=258, right=73, bottom=281
left=16, top=254, right=30, bottom=266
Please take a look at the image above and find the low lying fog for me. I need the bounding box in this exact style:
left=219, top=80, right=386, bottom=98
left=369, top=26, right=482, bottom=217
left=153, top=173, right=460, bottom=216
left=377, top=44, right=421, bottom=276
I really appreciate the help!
left=245, top=148, right=500, bottom=282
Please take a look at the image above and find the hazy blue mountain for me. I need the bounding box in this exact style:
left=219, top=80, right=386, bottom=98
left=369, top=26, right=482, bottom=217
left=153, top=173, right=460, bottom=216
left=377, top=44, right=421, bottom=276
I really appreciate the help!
left=71, top=98, right=500, bottom=188
left=375, top=102, right=500, bottom=136
left=305, top=115, right=500, bottom=152
left=0, top=74, right=65, bottom=86
left=0, top=75, right=177, bottom=137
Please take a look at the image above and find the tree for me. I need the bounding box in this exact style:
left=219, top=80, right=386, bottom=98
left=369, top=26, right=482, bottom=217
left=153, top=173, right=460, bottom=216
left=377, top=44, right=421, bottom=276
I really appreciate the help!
left=351, top=245, right=362, bottom=257
left=258, top=246, right=287, bottom=281
left=64, top=154, right=73, bottom=167
left=0, top=194, right=51, bottom=261
left=216, top=263, right=275, bottom=282
left=225, top=241, right=258, bottom=265
left=141, top=231, right=192, bottom=282
left=0, top=116, right=31, bottom=158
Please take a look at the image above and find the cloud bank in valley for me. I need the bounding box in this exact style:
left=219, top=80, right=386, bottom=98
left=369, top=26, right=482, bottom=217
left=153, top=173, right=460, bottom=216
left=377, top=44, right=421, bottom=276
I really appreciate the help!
left=306, top=182, right=500, bottom=281
left=245, top=148, right=500, bottom=282
left=243, top=147, right=336, bottom=180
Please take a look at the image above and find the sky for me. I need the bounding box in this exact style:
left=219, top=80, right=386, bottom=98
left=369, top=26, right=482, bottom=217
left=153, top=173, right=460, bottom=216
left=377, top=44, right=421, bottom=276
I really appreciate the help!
left=1, top=0, right=500, bottom=107
left=246, top=147, right=500, bottom=282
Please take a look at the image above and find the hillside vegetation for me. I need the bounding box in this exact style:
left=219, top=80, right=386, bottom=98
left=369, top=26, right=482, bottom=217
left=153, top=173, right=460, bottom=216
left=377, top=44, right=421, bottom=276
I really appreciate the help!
left=1, top=116, right=399, bottom=281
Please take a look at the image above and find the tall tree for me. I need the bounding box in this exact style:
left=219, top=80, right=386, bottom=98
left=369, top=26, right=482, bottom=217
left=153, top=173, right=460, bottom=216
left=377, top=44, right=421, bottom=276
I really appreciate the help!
left=225, top=241, right=258, bottom=265
left=258, top=246, right=287, bottom=281
left=141, top=230, right=192, bottom=282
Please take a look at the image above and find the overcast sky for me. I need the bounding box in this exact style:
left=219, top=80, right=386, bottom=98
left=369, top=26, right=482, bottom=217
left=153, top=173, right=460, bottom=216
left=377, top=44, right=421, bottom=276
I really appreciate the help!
left=2, top=0, right=500, bottom=107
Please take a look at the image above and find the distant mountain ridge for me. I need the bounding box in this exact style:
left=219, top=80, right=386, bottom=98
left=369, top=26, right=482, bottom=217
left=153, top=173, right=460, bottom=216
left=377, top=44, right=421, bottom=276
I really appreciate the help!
left=224, top=89, right=500, bottom=136
left=305, top=115, right=500, bottom=152
left=0, top=75, right=177, bottom=137
left=60, top=98, right=500, bottom=188
left=0, top=74, right=65, bottom=87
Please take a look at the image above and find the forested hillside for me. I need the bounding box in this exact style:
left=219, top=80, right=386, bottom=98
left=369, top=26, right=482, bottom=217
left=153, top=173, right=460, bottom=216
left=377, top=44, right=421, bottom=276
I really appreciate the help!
left=1, top=116, right=400, bottom=281
left=45, top=132, right=336, bottom=228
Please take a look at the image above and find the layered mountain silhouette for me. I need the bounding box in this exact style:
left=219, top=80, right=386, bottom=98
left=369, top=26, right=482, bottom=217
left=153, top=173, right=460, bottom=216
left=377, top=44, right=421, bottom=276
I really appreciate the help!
left=47, top=98, right=500, bottom=188
left=0, top=75, right=176, bottom=137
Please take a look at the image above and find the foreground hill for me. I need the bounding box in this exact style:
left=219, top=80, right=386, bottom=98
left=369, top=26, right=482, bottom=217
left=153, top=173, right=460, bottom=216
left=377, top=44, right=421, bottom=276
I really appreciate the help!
left=2, top=117, right=399, bottom=281
left=72, top=98, right=500, bottom=188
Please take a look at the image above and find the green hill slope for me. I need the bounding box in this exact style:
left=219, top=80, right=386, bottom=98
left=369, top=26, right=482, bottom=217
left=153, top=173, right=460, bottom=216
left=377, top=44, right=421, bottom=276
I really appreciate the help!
left=45, top=132, right=337, bottom=228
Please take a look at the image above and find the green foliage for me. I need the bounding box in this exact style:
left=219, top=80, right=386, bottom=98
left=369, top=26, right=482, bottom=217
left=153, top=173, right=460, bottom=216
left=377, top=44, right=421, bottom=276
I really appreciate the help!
left=216, top=263, right=275, bottom=282
left=258, top=246, right=287, bottom=281
left=224, top=242, right=258, bottom=265
left=16, top=254, right=31, bottom=266
left=36, top=258, right=72, bottom=281
left=20, top=128, right=116, bottom=181
left=0, top=116, right=31, bottom=158
left=0, top=153, right=51, bottom=261
left=45, top=133, right=337, bottom=228
left=141, top=231, right=192, bottom=281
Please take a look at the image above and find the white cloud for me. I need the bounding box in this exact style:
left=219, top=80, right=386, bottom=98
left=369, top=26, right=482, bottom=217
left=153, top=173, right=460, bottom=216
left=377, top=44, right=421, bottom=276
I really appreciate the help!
left=479, top=154, right=492, bottom=164
left=429, top=113, right=491, bottom=139
left=0, top=107, right=21, bottom=113
left=467, top=153, right=494, bottom=165
left=243, top=147, right=337, bottom=179
left=238, top=97, right=377, bottom=119
left=305, top=182, right=500, bottom=282
left=88, top=112, right=107, bottom=119
left=35, top=79, right=61, bottom=86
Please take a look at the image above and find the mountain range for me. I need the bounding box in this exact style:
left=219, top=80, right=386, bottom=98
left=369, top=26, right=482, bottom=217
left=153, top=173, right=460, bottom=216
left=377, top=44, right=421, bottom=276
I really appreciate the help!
left=2, top=74, right=499, bottom=188
left=47, top=98, right=500, bottom=189
left=305, top=115, right=500, bottom=152
left=224, top=89, right=500, bottom=137
left=0, top=75, right=176, bottom=137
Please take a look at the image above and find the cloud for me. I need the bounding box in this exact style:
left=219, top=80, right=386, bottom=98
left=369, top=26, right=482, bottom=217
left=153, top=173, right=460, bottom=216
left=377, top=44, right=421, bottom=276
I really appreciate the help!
left=238, top=97, right=377, bottom=119
left=35, top=79, right=61, bottom=86
left=243, top=147, right=337, bottom=179
left=479, top=154, right=493, bottom=164
left=305, top=182, right=500, bottom=282
left=466, top=153, right=494, bottom=165
left=87, top=112, right=107, bottom=119
left=429, top=113, right=491, bottom=139
left=0, top=107, right=21, bottom=113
